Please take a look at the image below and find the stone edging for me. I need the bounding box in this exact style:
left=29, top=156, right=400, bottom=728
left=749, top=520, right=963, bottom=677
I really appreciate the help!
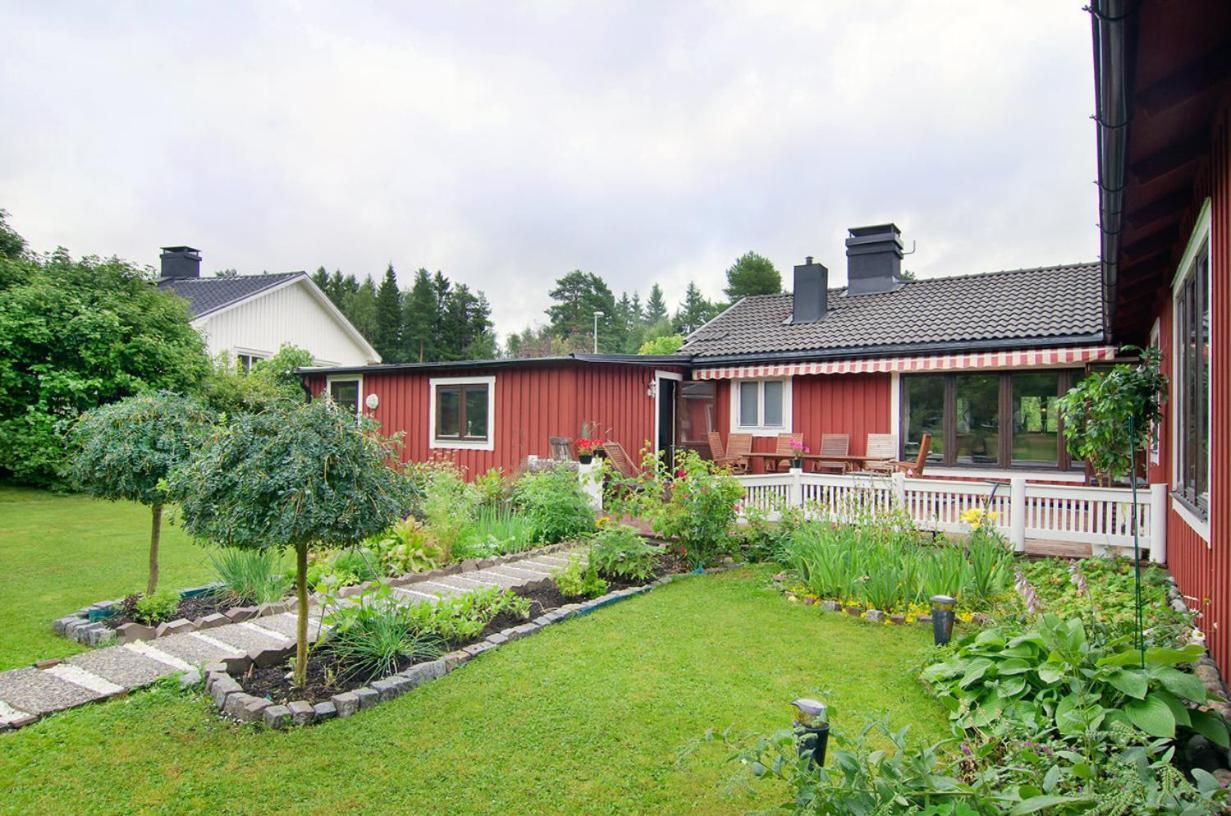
left=205, top=568, right=699, bottom=730
left=52, top=542, right=580, bottom=649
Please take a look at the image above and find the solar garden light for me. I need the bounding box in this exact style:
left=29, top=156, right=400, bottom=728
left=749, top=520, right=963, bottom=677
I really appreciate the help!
left=930, top=594, right=957, bottom=646
left=790, top=698, right=830, bottom=769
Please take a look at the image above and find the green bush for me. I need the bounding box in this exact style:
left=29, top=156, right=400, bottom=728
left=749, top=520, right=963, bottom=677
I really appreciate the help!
left=455, top=505, right=535, bottom=559
left=208, top=546, right=291, bottom=605
left=319, top=585, right=443, bottom=682
left=404, top=585, right=530, bottom=644
left=514, top=466, right=595, bottom=544
left=589, top=524, right=658, bottom=582
left=369, top=517, right=447, bottom=575
left=133, top=589, right=181, bottom=625
left=552, top=554, right=607, bottom=599
left=408, top=459, right=476, bottom=558
left=649, top=450, right=743, bottom=567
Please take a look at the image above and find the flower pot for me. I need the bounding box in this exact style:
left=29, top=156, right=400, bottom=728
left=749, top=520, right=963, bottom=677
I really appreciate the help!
left=791, top=458, right=803, bottom=469
left=579, top=454, right=593, bottom=465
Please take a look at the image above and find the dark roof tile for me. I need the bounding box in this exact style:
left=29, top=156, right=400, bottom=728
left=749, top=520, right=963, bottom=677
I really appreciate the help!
left=682, top=262, right=1104, bottom=359
left=158, top=272, right=305, bottom=319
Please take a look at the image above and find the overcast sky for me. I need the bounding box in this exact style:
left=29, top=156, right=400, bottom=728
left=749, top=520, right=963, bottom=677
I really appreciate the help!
left=0, top=1, right=1097, bottom=338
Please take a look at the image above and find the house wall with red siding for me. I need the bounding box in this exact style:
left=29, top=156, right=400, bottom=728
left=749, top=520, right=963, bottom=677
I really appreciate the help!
left=1143, top=105, right=1231, bottom=679
left=711, top=374, right=892, bottom=455
left=305, top=362, right=679, bottom=478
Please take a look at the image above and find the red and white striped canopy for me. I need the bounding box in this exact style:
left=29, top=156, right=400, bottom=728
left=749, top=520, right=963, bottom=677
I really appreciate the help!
left=692, top=345, right=1117, bottom=380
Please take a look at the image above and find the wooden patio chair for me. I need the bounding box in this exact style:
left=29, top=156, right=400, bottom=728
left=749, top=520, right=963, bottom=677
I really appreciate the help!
left=764, top=432, right=804, bottom=472
left=813, top=433, right=850, bottom=474
left=860, top=433, right=898, bottom=473
left=891, top=433, right=932, bottom=477
left=600, top=440, right=639, bottom=479
left=716, top=433, right=752, bottom=474
left=548, top=436, right=573, bottom=462
left=707, top=431, right=725, bottom=462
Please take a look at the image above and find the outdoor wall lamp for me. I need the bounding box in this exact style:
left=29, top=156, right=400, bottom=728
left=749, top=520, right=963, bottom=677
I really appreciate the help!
left=646, top=380, right=657, bottom=398
left=930, top=594, right=957, bottom=646
left=790, top=698, right=829, bottom=769
left=365, top=393, right=380, bottom=411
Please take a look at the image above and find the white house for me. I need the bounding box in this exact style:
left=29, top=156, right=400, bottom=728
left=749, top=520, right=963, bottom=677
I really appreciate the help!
left=156, top=246, right=379, bottom=368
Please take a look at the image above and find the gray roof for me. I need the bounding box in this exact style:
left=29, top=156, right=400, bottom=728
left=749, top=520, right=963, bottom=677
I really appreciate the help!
left=683, top=262, right=1105, bottom=361
left=158, top=272, right=305, bottom=319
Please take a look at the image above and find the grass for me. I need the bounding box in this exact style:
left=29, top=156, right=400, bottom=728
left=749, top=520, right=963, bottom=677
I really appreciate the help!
left=0, top=486, right=216, bottom=670
left=0, top=566, right=948, bottom=815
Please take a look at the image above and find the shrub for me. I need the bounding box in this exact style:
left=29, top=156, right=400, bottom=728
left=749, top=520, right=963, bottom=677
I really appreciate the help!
left=553, top=554, right=607, bottom=599
left=649, top=450, right=743, bottom=567
left=133, top=589, right=181, bottom=625
left=404, top=585, right=529, bottom=644
left=319, top=585, right=443, bottom=682
left=455, top=505, right=535, bottom=559
left=208, top=546, right=291, bottom=605
left=589, top=524, right=659, bottom=582
left=369, top=518, right=447, bottom=575
left=514, top=465, right=595, bottom=544
left=409, top=459, right=476, bottom=559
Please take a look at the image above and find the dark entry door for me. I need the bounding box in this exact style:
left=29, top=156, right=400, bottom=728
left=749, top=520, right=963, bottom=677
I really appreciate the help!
left=657, top=376, right=677, bottom=466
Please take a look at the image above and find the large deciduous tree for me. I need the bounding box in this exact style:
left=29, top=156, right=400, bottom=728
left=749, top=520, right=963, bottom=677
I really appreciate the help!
left=724, top=251, right=781, bottom=301
left=0, top=230, right=210, bottom=484
left=171, top=399, right=412, bottom=687
left=66, top=392, right=215, bottom=594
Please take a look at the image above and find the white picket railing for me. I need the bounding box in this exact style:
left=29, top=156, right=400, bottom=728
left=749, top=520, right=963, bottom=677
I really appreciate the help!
left=736, top=470, right=1168, bottom=562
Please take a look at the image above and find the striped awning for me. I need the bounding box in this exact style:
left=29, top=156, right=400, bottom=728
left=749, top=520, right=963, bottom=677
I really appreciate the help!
left=692, top=345, right=1118, bottom=380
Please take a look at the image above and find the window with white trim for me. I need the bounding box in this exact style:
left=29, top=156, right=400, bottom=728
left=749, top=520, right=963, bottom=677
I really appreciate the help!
left=326, top=376, right=362, bottom=419
left=732, top=378, right=791, bottom=434
left=430, top=376, right=495, bottom=450
left=1173, top=225, right=1210, bottom=514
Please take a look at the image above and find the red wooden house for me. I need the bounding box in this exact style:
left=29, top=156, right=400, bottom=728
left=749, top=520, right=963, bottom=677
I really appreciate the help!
left=1088, top=0, right=1231, bottom=676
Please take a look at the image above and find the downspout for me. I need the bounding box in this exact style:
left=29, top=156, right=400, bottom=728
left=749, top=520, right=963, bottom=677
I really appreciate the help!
left=1090, top=0, right=1135, bottom=343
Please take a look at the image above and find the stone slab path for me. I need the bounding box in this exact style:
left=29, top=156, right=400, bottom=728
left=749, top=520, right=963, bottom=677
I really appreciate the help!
left=0, top=549, right=581, bottom=730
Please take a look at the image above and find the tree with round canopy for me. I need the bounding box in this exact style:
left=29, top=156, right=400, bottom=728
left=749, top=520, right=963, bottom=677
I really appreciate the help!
left=65, top=391, right=215, bottom=595
left=171, top=398, right=412, bottom=687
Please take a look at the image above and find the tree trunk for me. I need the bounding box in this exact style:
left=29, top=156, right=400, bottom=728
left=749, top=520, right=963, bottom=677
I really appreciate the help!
left=147, top=503, right=162, bottom=595
left=294, top=540, right=309, bottom=688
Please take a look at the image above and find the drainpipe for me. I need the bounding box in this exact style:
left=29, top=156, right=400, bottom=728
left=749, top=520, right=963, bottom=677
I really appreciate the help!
left=1090, top=0, right=1134, bottom=342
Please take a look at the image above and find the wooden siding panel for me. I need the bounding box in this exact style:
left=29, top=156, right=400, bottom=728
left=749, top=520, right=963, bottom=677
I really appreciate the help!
left=1165, top=105, right=1231, bottom=680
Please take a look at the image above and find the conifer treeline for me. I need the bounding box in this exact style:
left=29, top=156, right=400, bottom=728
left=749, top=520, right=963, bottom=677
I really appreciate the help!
left=312, top=251, right=781, bottom=363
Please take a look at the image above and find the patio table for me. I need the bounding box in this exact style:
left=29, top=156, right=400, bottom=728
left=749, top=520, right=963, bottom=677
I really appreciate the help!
left=744, top=452, right=892, bottom=474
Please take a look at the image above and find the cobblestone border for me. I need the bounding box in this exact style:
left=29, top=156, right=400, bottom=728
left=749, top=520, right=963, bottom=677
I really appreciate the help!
left=205, top=568, right=694, bottom=729
left=52, top=542, right=580, bottom=649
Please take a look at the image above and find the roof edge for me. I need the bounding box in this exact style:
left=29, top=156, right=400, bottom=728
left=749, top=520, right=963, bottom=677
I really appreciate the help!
left=298, top=352, right=693, bottom=377
left=689, top=333, right=1109, bottom=366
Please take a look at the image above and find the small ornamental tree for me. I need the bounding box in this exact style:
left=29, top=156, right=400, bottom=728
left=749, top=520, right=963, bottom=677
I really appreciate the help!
left=1059, top=345, right=1167, bottom=484
left=65, top=391, right=214, bottom=594
left=171, top=399, right=412, bottom=687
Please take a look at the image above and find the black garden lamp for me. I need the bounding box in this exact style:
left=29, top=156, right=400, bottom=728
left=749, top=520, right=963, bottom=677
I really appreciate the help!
left=790, top=698, right=830, bottom=769
left=930, top=594, right=956, bottom=646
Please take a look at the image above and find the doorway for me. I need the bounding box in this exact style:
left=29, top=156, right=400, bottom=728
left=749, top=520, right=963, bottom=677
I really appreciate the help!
left=654, top=371, right=682, bottom=466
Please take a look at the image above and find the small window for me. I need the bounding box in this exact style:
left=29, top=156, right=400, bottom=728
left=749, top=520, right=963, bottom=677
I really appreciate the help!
left=236, top=352, right=269, bottom=373
left=732, top=378, right=791, bottom=435
left=430, top=376, right=495, bottom=450
left=327, top=377, right=362, bottom=418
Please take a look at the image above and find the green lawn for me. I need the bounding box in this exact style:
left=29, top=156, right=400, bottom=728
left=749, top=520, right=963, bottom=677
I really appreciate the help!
left=0, top=486, right=216, bottom=670
left=0, top=488, right=948, bottom=815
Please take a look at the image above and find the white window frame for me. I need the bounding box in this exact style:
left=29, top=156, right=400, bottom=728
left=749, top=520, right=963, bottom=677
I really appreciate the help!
left=1148, top=319, right=1161, bottom=466
left=325, top=374, right=364, bottom=419
left=1169, top=198, right=1212, bottom=543
left=730, top=377, right=792, bottom=436
left=429, top=375, right=496, bottom=451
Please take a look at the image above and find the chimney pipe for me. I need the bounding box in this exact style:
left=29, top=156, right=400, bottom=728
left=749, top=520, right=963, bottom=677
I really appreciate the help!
left=845, top=224, right=903, bottom=295
left=160, top=246, right=201, bottom=280
left=792, top=256, right=828, bottom=323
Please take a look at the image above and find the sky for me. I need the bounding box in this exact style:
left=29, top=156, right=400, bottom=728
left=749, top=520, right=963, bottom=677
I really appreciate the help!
left=0, top=1, right=1098, bottom=340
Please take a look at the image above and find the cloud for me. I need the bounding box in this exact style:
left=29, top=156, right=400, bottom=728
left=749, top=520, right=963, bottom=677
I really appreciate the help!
left=0, top=0, right=1096, bottom=337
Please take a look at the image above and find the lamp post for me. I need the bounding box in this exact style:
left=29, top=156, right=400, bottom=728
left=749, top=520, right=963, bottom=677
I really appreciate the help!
left=592, top=310, right=605, bottom=353
left=790, top=698, right=830, bottom=769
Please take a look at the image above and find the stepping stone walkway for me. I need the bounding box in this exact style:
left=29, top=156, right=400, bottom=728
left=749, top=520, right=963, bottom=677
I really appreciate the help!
left=0, top=548, right=582, bottom=730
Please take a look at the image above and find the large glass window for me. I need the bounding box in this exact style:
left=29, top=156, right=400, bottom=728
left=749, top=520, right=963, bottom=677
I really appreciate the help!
left=1011, top=372, right=1060, bottom=467
left=954, top=374, right=1000, bottom=465
left=900, top=370, right=1075, bottom=469
left=903, top=375, right=945, bottom=462
left=1175, top=241, right=1210, bottom=512
left=733, top=379, right=789, bottom=432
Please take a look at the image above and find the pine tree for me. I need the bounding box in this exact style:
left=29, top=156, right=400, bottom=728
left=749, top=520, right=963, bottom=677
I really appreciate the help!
left=373, top=264, right=402, bottom=361
left=644, top=284, right=668, bottom=324
left=673, top=282, right=722, bottom=335
left=310, top=266, right=331, bottom=299
left=344, top=278, right=379, bottom=342
left=724, top=251, right=782, bottom=301
left=547, top=270, right=617, bottom=352
left=401, top=268, right=438, bottom=362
